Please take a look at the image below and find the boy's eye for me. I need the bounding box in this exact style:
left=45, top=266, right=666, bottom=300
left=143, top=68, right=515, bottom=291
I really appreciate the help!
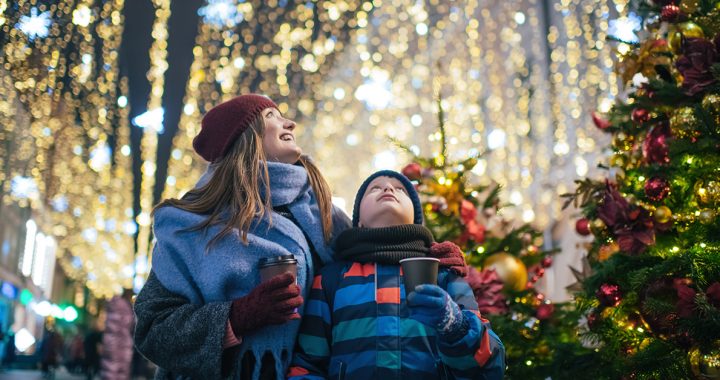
left=396, top=187, right=406, bottom=192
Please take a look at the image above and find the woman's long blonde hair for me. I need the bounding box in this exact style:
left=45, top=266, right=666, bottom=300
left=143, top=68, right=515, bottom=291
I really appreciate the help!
left=153, top=114, right=334, bottom=248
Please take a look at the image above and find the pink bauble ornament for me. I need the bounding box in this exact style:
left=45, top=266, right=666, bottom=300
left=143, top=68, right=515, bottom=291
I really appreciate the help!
left=645, top=177, right=671, bottom=201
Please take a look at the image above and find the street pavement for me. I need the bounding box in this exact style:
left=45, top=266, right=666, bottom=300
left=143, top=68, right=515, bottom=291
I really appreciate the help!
left=0, top=368, right=87, bottom=380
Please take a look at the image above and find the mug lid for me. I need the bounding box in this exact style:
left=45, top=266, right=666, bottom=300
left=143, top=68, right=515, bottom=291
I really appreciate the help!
left=258, top=254, right=297, bottom=267
left=399, top=257, right=441, bottom=263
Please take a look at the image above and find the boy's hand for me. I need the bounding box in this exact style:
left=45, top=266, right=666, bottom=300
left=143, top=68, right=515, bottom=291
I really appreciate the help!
left=407, top=285, right=467, bottom=340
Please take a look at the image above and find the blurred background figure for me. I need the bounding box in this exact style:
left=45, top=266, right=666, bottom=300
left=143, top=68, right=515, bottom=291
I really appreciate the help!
left=38, top=319, right=64, bottom=379
left=100, top=289, right=134, bottom=380
left=83, top=321, right=103, bottom=380
left=66, top=328, right=85, bottom=374
left=0, top=329, right=14, bottom=371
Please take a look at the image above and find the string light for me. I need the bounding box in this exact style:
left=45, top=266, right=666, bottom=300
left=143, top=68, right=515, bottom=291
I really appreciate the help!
left=282, top=0, right=624, bottom=230
left=135, top=0, right=172, bottom=289
left=163, top=1, right=375, bottom=200
left=0, top=0, right=133, bottom=298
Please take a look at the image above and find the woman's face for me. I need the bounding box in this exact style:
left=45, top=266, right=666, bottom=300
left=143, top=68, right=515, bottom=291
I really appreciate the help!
left=261, top=107, right=302, bottom=164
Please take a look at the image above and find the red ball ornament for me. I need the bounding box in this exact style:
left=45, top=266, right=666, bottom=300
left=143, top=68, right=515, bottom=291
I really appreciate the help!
left=660, top=4, right=684, bottom=22
left=591, top=111, right=612, bottom=130
left=643, top=122, right=671, bottom=165
left=575, top=218, right=591, bottom=236
left=541, top=256, right=553, bottom=268
left=631, top=108, right=651, bottom=124
left=401, top=162, right=423, bottom=181
left=536, top=303, right=555, bottom=320
left=596, top=283, right=623, bottom=307
left=535, top=268, right=546, bottom=277
left=644, top=176, right=671, bottom=202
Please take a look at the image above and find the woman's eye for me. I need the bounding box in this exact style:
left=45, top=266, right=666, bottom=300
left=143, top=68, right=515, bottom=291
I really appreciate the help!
left=265, top=112, right=275, bottom=118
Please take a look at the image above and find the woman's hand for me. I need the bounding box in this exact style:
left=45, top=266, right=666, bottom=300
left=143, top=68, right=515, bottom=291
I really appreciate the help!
left=229, top=272, right=303, bottom=336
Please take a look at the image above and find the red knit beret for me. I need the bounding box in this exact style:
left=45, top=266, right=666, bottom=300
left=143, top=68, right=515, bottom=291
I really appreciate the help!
left=192, top=94, right=278, bottom=162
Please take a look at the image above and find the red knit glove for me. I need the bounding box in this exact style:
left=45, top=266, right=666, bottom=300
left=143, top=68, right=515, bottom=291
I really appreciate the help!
left=229, top=272, right=303, bottom=336
left=430, top=241, right=469, bottom=277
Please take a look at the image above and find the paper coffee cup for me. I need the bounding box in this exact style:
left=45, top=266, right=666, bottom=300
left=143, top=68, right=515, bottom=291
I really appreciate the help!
left=258, top=255, right=298, bottom=283
left=399, top=257, right=440, bottom=295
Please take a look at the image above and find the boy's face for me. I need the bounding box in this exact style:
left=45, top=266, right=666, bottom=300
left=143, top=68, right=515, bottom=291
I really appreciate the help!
left=358, top=176, right=414, bottom=228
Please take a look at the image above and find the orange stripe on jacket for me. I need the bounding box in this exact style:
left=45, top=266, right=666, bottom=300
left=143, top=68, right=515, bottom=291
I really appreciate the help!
left=312, top=275, right=323, bottom=290
left=473, top=329, right=493, bottom=366
left=343, top=262, right=375, bottom=278
left=287, top=366, right=310, bottom=377
left=472, top=309, right=490, bottom=324
left=376, top=287, right=401, bottom=304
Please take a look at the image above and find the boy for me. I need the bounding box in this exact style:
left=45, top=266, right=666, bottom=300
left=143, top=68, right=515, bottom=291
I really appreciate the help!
left=288, top=170, right=505, bottom=380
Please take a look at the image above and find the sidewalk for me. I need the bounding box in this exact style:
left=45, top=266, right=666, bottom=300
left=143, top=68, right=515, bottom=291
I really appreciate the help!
left=0, top=368, right=86, bottom=380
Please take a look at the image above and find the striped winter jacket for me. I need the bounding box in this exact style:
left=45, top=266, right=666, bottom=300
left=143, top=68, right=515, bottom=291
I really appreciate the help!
left=288, top=261, right=505, bottom=380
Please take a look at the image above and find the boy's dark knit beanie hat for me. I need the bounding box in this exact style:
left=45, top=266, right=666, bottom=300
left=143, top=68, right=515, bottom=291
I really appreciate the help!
left=192, top=94, right=278, bottom=162
left=352, top=170, right=423, bottom=227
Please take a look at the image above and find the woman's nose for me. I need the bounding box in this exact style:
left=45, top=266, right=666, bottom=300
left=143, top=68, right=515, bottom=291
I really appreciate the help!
left=284, top=120, right=296, bottom=130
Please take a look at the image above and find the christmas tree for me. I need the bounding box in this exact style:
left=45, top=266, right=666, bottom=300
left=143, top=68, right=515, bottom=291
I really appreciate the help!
left=395, top=96, right=584, bottom=379
left=562, top=1, right=720, bottom=378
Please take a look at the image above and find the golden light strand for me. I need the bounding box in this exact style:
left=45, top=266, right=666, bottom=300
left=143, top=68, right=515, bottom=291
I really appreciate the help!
left=1, top=0, right=130, bottom=298
left=135, top=0, right=172, bottom=284
left=163, top=1, right=374, bottom=202
left=290, top=0, right=624, bottom=231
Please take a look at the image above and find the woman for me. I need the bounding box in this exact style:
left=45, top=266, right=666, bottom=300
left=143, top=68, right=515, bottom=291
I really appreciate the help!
left=133, top=94, right=351, bottom=380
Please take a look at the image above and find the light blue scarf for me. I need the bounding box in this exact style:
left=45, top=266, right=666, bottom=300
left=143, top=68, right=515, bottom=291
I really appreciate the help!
left=152, top=161, right=342, bottom=379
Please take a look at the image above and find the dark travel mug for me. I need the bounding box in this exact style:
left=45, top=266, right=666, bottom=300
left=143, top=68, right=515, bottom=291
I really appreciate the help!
left=399, top=257, right=440, bottom=296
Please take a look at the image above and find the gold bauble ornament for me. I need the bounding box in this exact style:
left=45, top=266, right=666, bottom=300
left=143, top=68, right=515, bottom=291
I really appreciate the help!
left=668, top=29, right=683, bottom=54
left=610, top=154, right=627, bottom=168
left=654, top=206, right=672, bottom=224
left=590, top=218, right=607, bottom=235
left=699, top=209, right=716, bottom=225
left=680, top=0, right=700, bottom=14
left=678, top=21, right=706, bottom=38
left=695, top=180, right=720, bottom=207
left=612, top=132, right=635, bottom=151
left=703, top=94, right=720, bottom=116
left=483, top=252, right=528, bottom=292
left=689, top=345, right=720, bottom=380
left=670, top=107, right=701, bottom=139
left=669, top=22, right=706, bottom=53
